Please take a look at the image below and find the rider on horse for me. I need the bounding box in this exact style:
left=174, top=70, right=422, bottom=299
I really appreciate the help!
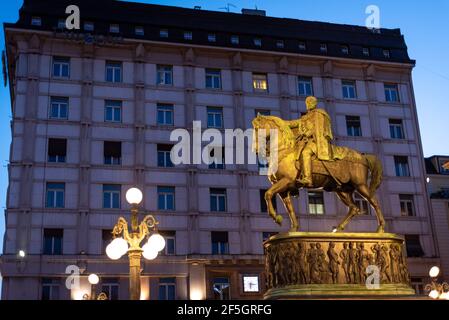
left=287, top=96, right=336, bottom=187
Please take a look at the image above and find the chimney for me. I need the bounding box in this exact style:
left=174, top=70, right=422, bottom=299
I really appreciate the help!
left=241, top=8, right=266, bottom=16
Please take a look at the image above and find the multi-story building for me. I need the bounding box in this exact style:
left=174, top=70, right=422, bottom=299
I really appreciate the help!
left=426, top=156, right=449, bottom=282
left=0, top=0, right=440, bottom=299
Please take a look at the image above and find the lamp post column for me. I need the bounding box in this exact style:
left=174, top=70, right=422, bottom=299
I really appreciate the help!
left=128, top=249, right=143, bottom=300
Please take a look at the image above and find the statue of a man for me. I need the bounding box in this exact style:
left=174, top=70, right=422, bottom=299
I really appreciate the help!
left=288, top=96, right=334, bottom=187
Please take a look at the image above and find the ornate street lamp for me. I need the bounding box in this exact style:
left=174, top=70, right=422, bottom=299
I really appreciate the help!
left=82, top=273, right=108, bottom=300
left=106, top=187, right=166, bottom=300
left=425, top=266, right=449, bottom=300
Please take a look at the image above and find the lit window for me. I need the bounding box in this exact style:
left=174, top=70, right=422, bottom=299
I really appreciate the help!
left=48, top=138, right=67, bottom=163
left=104, top=141, right=121, bottom=165
left=109, top=24, right=120, bottom=33
left=243, top=275, right=260, bottom=293
left=308, top=192, right=324, bottom=214
left=105, top=61, right=122, bottom=83
left=231, top=35, right=239, bottom=44
left=157, top=144, right=174, bottom=167
left=252, top=73, right=268, bottom=92
left=298, top=76, right=313, bottom=96
left=160, top=29, right=169, bottom=38
left=158, top=278, right=176, bottom=300
left=207, top=107, right=223, bottom=129
left=210, top=188, right=227, bottom=212
left=342, top=80, right=357, bottom=99
left=384, top=83, right=400, bottom=102
left=158, top=186, right=175, bottom=210
left=205, top=69, right=221, bottom=89
left=399, top=194, right=415, bottom=216
left=52, top=57, right=70, bottom=78
left=104, top=100, right=122, bottom=122
left=363, top=47, right=370, bottom=56
left=157, top=104, right=174, bottom=125
left=346, top=116, right=362, bottom=137
left=84, top=22, right=94, bottom=31
left=49, top=97, right=69, bottom=119
left=46, top=183, right=65, bottom=208
left=341, top=45, right=349, bottom=55
left=157, top=65, right=173, bottom=85
left=394, top=156, right=410, bottom=177
left=103, top=185, right=121, bottom=209
left=31, top=17, right=42, bottom=26
left=298, top=42, right=306, bottom=51
left=383, top=49, right=390, bottom=58
left=208, top=34, right=216, bottom=42
left=254, top=38, right=262, bottom=46
left=320, top=43, right=327, bottom=53
left=389, top=119, right=405, bottom=139
left=135, top=26, right=144, bottom=36
left=276, top=40, right=284, bottom=48
left=184, top=31, right=193, bottom=40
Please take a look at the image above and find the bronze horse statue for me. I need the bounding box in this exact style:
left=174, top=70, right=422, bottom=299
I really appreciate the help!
left=252, top=114, right=386, bottom=233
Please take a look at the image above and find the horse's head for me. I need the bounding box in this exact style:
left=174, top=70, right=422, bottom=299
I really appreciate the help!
left=252, top=114, right=295, bottom=154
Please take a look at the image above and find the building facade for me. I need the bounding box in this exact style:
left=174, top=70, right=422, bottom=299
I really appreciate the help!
left=0, top=0, right=440, bottom=299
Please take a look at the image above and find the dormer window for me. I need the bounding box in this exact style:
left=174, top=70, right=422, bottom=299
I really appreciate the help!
left=299, top=42, right=307, bottom=51
left=84, top=22, right=94, bottom=32
left=31, top=16, right=42, bottom=26
left=208, top=34, right=216, bottom=42
left=109, top=24, right=120, bottom=33
left=135, top=26, right=144, bottom=36
left=320, top=43, right=327, bottom=53
left=363, top=47, right=370, bottom=56
left=341, top=45, right=349, bottom=55
left=383, top=49, right=391, bottom=58
left=160, top=29, right=169, bottom=38
left=184, top=31, right=193, bottom=40
left=254, top=38, right=262, bottom=47
left=276, top=40, right=284, bottom=48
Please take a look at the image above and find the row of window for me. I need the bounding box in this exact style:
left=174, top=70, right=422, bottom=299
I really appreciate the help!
left=50, top=57, right=401, bottom=101
left=32, top=16, right=393, bottom=60
left=345, top=116, right=405, bottom=139
left=45, top=181, right=417, bottom=217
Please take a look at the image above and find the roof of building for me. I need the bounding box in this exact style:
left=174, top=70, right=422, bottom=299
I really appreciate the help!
left=4, top=0, right=414, bottom=64
left=425, top=156, right=449, bottom=175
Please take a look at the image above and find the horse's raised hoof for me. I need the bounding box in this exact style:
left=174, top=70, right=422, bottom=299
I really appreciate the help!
left=275, top=215, right=283, bottom=225
left=376, top=225, right=385, bottom=233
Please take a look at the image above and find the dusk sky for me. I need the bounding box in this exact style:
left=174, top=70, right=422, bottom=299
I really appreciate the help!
left=0, top=0, right=448, bottom=253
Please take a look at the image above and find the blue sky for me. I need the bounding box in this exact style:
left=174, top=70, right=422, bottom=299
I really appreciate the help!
left=0, top=0, right=448, bottom=253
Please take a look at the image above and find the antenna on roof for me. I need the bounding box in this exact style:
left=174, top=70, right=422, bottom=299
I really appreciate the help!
left=219, top=3, right=237, bottom=12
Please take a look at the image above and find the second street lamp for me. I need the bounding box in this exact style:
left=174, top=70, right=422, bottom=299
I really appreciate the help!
left=106, top=187, right=165, bottom=300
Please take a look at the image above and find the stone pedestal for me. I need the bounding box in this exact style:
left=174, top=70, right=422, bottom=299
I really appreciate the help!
left=264, top=232, right=415, bottom=299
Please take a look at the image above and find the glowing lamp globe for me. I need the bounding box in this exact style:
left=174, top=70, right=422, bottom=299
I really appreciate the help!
left=88, top=274, right=99, bottom=285
left=106, top=238, right=128, bottom=260
left=148, top=233, right=166, bottom=252
left=126, top=187, right=143, bottom=205
left=142, top=242, right=158, bottom=260
left=429, top=290, right=440, bottom=299
left=429, top=266, right=440, bottom=278
left=439, top=292, right=449, bottom=300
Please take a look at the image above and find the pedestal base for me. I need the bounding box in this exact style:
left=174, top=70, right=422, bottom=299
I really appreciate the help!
left=263, top=232, right=415, bottom=299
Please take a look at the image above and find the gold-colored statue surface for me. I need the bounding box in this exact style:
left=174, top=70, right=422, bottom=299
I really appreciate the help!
left=252, top=96, right=385, bottom=233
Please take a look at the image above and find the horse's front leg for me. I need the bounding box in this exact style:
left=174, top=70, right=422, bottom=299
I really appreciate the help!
left=265, top=178, right=291, bottom=226
left=280, top=192, right=299, bottom=232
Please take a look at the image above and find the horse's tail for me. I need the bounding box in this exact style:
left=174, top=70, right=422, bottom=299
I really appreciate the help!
left=364, top=154, right=383, bottom=197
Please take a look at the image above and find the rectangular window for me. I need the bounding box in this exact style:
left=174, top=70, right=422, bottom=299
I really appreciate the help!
left=259, top=189, right=277, bottom=213
left=208, top=147, right=225, bottom=170
left=101, top=278, right=119, bottom=300
left=346, top=116, right=362, bottom=137
left=389, top=119, right=405, bottom=139
left=362, top=47, right=370, bottom=56
left=399, top=194, right=415, bottom=217
left=49, top=97, right=68, bottom=119
left=252, top=73, right=268, bottom=92
left=84, top=21, right=94, bottom=31
left=105, top=61, right=122, bottom=83
left=31, top=16, right=42, bottom=26
left=208, top=34, right=216, bottom=42
left=213, top=277, right=230, bottom=300
left=160, top=231, right=176, bottom=255
left=205, top=69, right=221, bottom=89
left=104, top=100, right=122, bottom=122
left=342, top=80, right=357, bottom=99
left=102, top=230, right=113, bottom=254
left=109, top=24, right=120, bottom=33
left=184, top=31, right=193, bottom=40
left=158, top=278, right=176, bottom=300
left=405, top=235, right=424, bottom=257
left=156, top=103, right=174, bottom=125
left=383, top=49, right=391, bottom=58
left=207, top=107, right=223, bottom=129
left=157, top=144, right=174, bottom=167
left=320, top=43, right=327, bottom=53
left=254, top=38, right=262, bottom=47
left=394, top=156, right=410, bottom=177
left=298, top=76, right=313, bottom=96
left=57, top=19, right=66, bottom=29
left=341, top=45, right=349, bottom=55
left=354, top=193, right=370, bottom=215
left=42, top=278, right=59, bottom=300
left=158, top=186, right=175, bottom=211
left=210, top=188, right=227, bottom=212
left=46, top=183, right=65, bottom=208
left=43, top=229, right=63, bottom=255
left=255, top=109, right=270, bottom=116
left=103, top=185, right=121, bottom=209
left=276, top=40, right=284, bottom=48
left=157, top=65, right=173, bottom=85
left=384, top=83, right=400, bottom=102
left=104, top=141, right=121, bottom=165
left=135, top=26, right=144, bottom=36
left=308, top=192, right=325, bottom=215
left=48, top=138, right=67, bottom=163
left=52, top=57, right=70, bottom=78
left=298, top=41, right=307, bottom=51
left=159, top=29, right=169, bottom=38
left=211, top=232, right=229, bottom=255
left=231, top=35, right=239, bottom=45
